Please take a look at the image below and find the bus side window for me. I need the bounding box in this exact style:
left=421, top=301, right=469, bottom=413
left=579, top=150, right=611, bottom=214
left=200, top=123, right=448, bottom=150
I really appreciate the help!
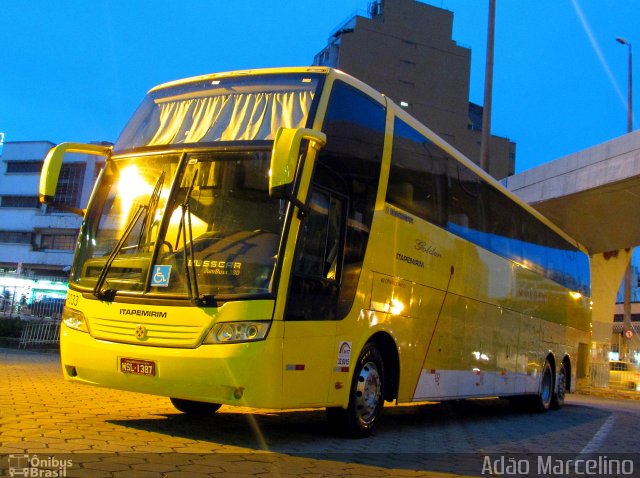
left=286, top=80, right=385, bottom=321
left=387, top=118, right=447, bottom=225
left=287, top=187, right=346, bottom=321
left=295, top=189, right=344, bottom=279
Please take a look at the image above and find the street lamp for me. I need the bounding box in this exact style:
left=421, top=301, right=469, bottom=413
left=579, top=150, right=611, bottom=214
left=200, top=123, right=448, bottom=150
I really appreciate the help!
left=480, top=0, right=496, bottom=173
left=617, top=36, right=633, bottom=359
left=616, top=37, right=632, bottom=133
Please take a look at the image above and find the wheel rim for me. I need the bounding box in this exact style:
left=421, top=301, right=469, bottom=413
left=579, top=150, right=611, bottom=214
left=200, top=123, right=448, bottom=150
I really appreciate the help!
left=556, top=367, right=566, bottom=401
left=354, top=361, right=382, bottom=426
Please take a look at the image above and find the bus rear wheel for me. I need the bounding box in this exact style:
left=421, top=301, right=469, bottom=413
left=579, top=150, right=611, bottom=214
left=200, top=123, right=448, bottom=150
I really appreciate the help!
left=170, top=398, right=221, bottom=416
left=326, top=343, right=385, bottom=438
left=532, top=359, right=553, bottom=412
left=550, top=362, right=567, bottom=410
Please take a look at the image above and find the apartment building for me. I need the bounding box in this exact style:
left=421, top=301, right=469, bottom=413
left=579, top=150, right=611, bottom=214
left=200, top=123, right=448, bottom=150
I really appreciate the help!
left=0, top=140, right=101, bottom=279
left=313, top=0, right=516, bottom=178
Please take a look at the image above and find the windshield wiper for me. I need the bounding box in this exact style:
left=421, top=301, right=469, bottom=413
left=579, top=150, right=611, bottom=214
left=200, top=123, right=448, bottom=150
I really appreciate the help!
left=177, top=170, right=208, bottom=306
left=93, top=203, right=146, bottom=300
left=93, top=173, right=165, bottom=301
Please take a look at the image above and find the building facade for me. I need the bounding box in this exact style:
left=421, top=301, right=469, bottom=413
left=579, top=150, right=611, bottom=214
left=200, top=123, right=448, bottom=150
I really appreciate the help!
left=0, top=141, right=101, bottom=279
left=313, top=0, right=516, bottom=178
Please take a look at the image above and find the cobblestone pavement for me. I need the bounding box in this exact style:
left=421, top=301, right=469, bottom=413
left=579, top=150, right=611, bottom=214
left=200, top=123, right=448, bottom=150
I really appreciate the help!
left=1, top=348, right=639, bottom=478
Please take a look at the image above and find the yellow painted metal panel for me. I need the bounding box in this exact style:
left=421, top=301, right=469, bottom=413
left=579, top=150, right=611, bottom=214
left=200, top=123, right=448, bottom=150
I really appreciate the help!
left=281, top=321, right=337, bottom=407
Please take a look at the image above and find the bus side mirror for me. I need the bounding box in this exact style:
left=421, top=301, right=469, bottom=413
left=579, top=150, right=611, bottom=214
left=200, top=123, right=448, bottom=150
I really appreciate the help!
left=39, top=142, right=112, bottom=207
left=269, top=128, right=326, bottom=199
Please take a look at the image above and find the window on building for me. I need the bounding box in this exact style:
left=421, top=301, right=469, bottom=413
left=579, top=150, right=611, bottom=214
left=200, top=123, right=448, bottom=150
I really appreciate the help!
left=40, top=234, right=77, bottom=251
left=0, top=196, right=39, bottom=208
left=0, top=231, right=32, bottom=244
left=5, top=160, right=44, bottom=173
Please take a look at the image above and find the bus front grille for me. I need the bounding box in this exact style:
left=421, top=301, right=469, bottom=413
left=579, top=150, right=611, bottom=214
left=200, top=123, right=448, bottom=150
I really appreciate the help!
left=89, top=317, right=206, bottom=348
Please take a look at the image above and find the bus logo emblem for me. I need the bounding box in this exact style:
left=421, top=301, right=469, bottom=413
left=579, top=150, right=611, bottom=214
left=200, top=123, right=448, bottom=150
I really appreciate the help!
left=135, top=325, right=147, bottom=340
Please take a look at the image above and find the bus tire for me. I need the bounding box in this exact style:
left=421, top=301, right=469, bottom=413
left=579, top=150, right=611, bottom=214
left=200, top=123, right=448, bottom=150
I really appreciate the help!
left=550, top=362, right=567, bottom=410
left=326, top=342, right=385, bottom=438
left=532, top=359, right=553, bottom=412
left=170, top=398, right=221, bottom=416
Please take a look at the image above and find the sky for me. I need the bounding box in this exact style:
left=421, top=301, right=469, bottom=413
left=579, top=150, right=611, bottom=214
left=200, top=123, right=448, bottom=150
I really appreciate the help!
left=1, top=0, right=638, bottom=173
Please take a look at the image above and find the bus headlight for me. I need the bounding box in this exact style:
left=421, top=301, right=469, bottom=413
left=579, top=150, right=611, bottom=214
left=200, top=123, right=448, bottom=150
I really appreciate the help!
left=204, top=321, right=271, bottom=344
left=61, top=307, right=89, bottom=333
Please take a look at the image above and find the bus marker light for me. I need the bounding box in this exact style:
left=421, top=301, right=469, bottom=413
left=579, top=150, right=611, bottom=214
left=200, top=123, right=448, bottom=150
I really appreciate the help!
left=286, top=364, right=305, bottom=371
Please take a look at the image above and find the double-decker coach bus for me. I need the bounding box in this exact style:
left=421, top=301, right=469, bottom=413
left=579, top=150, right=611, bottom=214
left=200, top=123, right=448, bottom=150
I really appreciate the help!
left=40, top=67, right=591, bottom=437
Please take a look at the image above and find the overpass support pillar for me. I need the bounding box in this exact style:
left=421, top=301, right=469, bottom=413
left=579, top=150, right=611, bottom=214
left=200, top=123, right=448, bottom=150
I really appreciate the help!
left=589, top=249, right=632, bottom=387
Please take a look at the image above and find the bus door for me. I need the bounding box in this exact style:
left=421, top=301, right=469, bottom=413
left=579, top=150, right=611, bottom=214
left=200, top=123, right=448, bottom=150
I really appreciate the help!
left=282, top=185, right=347, bottom=406
left=278, top=79, right=386, bottom=407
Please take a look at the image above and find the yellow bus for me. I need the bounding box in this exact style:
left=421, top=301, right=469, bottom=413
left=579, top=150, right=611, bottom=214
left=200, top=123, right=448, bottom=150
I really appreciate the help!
left=40, top=67, right=591, bottom=437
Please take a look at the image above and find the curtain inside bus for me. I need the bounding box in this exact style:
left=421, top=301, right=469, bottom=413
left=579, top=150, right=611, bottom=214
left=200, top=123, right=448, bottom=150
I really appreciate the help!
left=148, top=91, right=314, bottom=145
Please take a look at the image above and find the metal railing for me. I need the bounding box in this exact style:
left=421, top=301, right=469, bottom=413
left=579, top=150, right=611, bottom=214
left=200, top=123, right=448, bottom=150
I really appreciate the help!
left=1, top=300, right=65, bottom=321
left=1, top=271, right=67, bottom=348
left=18, top=319, right=61, bottom=349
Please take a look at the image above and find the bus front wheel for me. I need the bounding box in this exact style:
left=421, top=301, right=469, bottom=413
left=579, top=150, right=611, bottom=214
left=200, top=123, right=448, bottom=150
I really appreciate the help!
left=326, top=342, right=385, bottom=438
left=170, top=398, right=221, bottom=416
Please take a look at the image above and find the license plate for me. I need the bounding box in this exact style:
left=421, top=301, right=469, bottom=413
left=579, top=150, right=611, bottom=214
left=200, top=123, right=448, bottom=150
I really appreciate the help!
left=120, top=358, right=156, bottom=376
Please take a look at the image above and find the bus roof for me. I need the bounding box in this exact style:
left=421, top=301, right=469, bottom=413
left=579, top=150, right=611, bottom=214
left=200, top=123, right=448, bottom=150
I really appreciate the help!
left=148, top=66, right=587, bottom=254
left=149, top=66, right=332, bottom=93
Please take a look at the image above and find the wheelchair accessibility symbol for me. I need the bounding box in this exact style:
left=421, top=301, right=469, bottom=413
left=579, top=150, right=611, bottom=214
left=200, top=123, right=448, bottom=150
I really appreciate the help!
left=151, top=265, right=171, bottom=287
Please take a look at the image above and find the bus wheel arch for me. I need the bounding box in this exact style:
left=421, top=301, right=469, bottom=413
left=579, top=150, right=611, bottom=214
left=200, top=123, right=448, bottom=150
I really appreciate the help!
left=368, top=331, right=400, bottom=401
left=562, top=355, right=572, bottom=392
left=327, top=335, right=397, bottom=438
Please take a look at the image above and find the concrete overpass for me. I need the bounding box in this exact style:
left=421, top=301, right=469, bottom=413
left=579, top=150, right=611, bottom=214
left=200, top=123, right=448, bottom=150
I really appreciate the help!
left=503, top=130, right=640, bottom=254
left=503, top=130, right=640, bottom=385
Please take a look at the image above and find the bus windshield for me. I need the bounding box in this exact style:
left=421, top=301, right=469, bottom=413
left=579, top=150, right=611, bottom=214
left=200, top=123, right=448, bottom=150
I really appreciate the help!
left=114, top=73, right=322, bottom=151
left=71, top=72, right=325, bottom=300
left=72, top=150, right=287, bottom=299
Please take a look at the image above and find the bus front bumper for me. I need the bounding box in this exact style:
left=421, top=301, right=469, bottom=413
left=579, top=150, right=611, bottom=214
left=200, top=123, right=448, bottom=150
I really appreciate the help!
left=59, top=322, right=284, bottom=409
